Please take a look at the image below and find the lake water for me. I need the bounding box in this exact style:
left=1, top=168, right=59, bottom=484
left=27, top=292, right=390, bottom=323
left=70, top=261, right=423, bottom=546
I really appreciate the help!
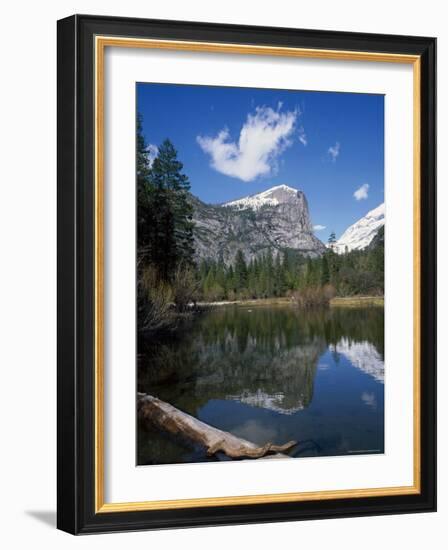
left=137, top=304, right=384, bottom=465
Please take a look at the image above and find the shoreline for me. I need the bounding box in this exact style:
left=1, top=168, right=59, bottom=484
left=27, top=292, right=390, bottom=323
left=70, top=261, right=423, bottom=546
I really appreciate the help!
left=330, top=296, right=384, bottom=307
left=196, top=295, right=384, bottom=308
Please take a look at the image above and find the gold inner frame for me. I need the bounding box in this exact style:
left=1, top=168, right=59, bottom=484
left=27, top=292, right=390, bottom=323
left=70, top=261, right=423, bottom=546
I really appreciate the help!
left=94, top=36, right=421, bottom=513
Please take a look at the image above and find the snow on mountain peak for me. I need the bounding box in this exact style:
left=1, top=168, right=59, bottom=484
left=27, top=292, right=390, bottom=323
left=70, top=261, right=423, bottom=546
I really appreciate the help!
left=223, top=184, right=301, bottom=211
left=364, top=203, right=385, bottom=220
left=331, top=203, right=385, bottom=254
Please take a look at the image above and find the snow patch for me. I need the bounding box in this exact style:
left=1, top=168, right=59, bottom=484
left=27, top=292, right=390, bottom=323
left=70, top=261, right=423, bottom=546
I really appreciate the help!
left=330, top=203, right=384, bottom=254
left=223, top=184, right=299, bottom=211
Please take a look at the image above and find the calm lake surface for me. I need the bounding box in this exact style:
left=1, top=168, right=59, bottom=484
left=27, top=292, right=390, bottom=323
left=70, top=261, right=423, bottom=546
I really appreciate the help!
left=137, top=305, right=384, bottom=465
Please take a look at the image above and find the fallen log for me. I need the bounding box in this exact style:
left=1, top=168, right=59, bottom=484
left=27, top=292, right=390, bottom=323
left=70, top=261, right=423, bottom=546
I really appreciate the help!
left=138, top=392, right=297, bottom=460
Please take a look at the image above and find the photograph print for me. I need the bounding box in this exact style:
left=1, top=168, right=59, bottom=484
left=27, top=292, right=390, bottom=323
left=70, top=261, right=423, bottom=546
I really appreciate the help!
left=136, top=83, right=385, bottom=466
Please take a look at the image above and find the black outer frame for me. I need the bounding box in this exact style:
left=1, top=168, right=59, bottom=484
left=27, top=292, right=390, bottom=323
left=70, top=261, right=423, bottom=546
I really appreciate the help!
left=57, top=14, right=436, bottom=535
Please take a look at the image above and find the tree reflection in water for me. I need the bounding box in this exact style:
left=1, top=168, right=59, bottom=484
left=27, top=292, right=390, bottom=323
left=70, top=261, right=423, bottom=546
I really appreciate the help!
left=138, top=305, right=384, bottom=465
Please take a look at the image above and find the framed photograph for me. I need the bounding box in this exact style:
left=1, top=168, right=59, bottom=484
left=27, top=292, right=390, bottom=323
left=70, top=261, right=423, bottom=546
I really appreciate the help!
left=57, top=14, right=436, bottom=534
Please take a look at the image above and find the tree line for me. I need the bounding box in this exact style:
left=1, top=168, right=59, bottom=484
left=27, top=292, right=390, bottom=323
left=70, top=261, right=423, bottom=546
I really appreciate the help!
left=197, top=236, right=383, bottom=303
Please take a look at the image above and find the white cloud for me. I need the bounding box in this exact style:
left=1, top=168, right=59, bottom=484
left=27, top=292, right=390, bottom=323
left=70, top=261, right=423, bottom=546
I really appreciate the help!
left=145, top=144, right=158, bottom=167
left=197, top=105, right=297, bottom=182
left=313, top=224, right=326, bottom=231
left=298, top=126, right=307, bottom=146
left=328, top=142, right=340, bottom=162
left=353, top=183, right=369, bottom=201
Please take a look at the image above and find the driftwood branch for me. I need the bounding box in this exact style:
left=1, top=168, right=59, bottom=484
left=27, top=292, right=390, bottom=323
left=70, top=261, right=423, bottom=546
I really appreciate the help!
left=138, top=393, right=297, bottom=460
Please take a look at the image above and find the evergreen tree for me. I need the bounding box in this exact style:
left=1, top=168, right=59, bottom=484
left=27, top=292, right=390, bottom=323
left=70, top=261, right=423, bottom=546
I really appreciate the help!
left=305, top=258, right=315, bottom=286
left=226, top=265, right=236, bottom=297
left=275, top=252, right=286, bottom=296
left=215, top=256, right=227, bottom=295
left=199, top=259, right=209, bottom=285
left=136, top=113, right=157, bottom=270
left=203, top=268, right=215, bottom=300
left=282, top=251, right=291, bottom=288
left=136, top=122, right=196, bottom=282
left=247, top=259, right=257, bottom=298
left=257, top=253, right=267, bottom=297
left=234, top=250, right=248, bottom=291
left=321, top=254, right=330, bottom=285
left=151, top=139, right=195, bottom=275
left=328, top=250, right=340, bottom=287
left=265, top=249, right=274, bottom=296
left=137, top=113, right=152, bottom=186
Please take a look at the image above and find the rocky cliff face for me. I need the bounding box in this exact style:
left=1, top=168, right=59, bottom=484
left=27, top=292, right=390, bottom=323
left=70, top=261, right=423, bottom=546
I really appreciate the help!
left=192, top=185, right=326, bottom=263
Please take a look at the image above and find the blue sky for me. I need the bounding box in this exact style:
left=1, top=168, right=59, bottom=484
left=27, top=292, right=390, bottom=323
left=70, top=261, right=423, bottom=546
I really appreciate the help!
left=137, top=83, right=384, bottom=242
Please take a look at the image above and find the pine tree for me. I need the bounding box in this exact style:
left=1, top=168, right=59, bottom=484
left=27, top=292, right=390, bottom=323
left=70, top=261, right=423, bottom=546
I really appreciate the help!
left=199, top=259, right=209, bottom=284
left=151, top=139, right=195, bottom=274
left=321, top=254, right=330, bottom=286
left=247, top=259, right=256, bottom=298
left=203, top=268, right=215, bottom=300
left=146, top=169, right=176, bottom=280
left=306, top=258, right=315, bottom=287
left=136, top=113, right=157, bottom=270
left=215, top=256, right=227, bottom=295
left=265, top=249, right=274, bottom=296
left=282, top=251, right=291, bottom=288
left=137, top=113, right=152, bottom=185
left=274, top=252, right=286, bottom=296
left=259, top=258, right=268, bottom=298
left=234, top=250, right=248, bottom=292
left=226, top=265, right=236, bottom=296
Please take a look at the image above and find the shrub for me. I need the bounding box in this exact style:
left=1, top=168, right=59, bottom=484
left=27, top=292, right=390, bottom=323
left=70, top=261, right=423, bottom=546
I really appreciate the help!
left=172, top=265, right=199, bottom=311
left=138, top=266, right=174, bottom=331
left=322, top=283, right=337, bottom=301
left=227, top=289, right=237, bottom=302
left=291, top=285, right=335, bottom=309
left=204, top=282, right=225, bottom=302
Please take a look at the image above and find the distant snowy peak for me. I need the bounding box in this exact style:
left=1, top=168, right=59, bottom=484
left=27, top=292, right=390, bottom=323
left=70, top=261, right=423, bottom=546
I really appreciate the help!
left=223, top=184, right=301, bottom=211
left=331, top=203, right=385, bottom=254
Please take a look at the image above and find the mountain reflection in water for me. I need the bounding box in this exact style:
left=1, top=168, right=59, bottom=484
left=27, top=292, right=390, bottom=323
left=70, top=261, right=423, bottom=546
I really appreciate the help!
left=138, top=305, right=384, bottom=465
